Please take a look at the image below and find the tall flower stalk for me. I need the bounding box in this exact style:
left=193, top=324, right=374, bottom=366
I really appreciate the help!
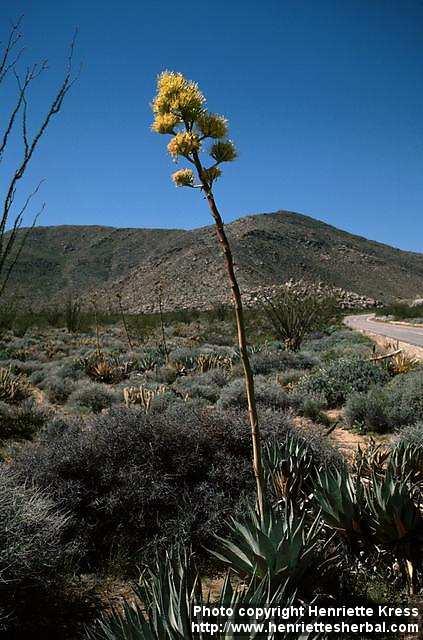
left=151, top=72, right=265, bottom=518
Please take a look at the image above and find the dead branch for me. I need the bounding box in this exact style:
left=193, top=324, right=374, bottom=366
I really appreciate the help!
left=369, top=349, right=402, bottom=362
left=0, top=18, right=79, bottom=297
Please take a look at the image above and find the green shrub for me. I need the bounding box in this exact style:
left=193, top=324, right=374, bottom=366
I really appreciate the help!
left=0, top=470, right=78, bottom=632
left=345, top=370, right=423, bottom=432
left=249, top=350, right=318, bottom=375
left=67, top=381, right=119, bottom=413
left=385, top=370, right=423, bottom=425
left=0, top=399, right=50, bottom=442
left=296, top=357, right=388, bottom=408
left=345, top=388, right=391, bottom=433
left=304, top=330, right=373, bottom=361
left=145, top=365, right=177, bottom=384
left=217, top=375, right=291, bottom=411
left=174, top=377, right=221, bottom=403
left=276, top=368, right=308, bottom=387
left=376, top=302, right=423, bottom=321
left=7, top=359, right=43, bottom=376
left=11, top=405, right=296, bottom=568
left=40, top=375, right=76, bottom=404
left=262, top=287, right=337, bottom=351
left=393, top=422, right=423, bottom=448
left=56, top=359, right=86, bottom=381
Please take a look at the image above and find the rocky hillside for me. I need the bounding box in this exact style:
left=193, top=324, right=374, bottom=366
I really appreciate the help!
left=6, top=210, right=423, bottom=311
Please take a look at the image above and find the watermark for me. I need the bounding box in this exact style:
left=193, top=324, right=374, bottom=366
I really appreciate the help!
left=191, top=603, right=420, bottom=637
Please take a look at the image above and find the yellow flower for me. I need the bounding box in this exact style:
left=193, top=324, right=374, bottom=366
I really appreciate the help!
left=197, top=112, right=228, bottom=139
left=210, top=140, right=237, bottom=163
left=151, top=113, right=180, bottom=134
left=152, top=71, right=205, bottom=121
left=172, top=168, right=195, bottom=187
left=201, top=166, right=222, bottom=184
left=167, top=132, right=200, bottom=159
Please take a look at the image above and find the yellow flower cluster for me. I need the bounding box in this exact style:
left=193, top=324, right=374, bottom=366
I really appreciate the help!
left=151, top=113, right=180, bottom=134
left=152, top=71, right=205, bottom=121
left=210, top=140, right=237, bottom=163
left=197, top=112, right=228, bottom=139
left=201, top=166, right=222, bottom=184
left=167, top=132, right=200, bottom=159
left=151, top=71, right=238, bottom=186
left=172, top=168, right=195, bottom=187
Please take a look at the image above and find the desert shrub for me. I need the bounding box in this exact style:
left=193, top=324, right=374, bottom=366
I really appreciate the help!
left=41, top=375, right=76, bottom=404
left=0, top=399, right=50, bottom=442
left=345, top=369, right=423, bottom=432
left=376, top=301, right=423, bottom=321
left=393, top=422, right=423, bottom=448
left=385, top=369, right=423, bottom=424
left=64, top=295, right=82, bottom=332
left=145, top=365, right=177, bottom=385
left=296, top=357, right=388, bottom=408
left=67, top=381, right=119, bottom=413
left=288, top=388, right=328, bottom=421
left=276, top=368, right=308, bottom=388
left=0, top=469, right=74, bottom=585
left=194, top=368, right=228, bottom=387
left=29, top=367, right=48, bottom=386
left=6, top=359, right=43, bottom=376
left=174, top=376, right=221, bottom=403
left=170, top=369, right=228, bottom=403
left=0, top=469, right=78, bottom=633
left=345, top=388, right=391, bottom=433
left=11, top=405, right=297, bottom=568
left=56, top=359, right=86, bottom=381
left=217, top=375, right=291, bottom=411
left=304, top=329, right=373, bottom=361
left=262, top=287, right=338, bottom=351
left=249, top=350, right=318, bottom=375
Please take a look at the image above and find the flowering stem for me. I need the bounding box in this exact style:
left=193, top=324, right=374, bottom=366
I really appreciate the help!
left=191, top=150, right=266, bottom=520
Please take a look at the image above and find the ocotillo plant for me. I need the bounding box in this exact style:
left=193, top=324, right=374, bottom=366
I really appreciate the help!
left=151, top=71, right=265, bottom=518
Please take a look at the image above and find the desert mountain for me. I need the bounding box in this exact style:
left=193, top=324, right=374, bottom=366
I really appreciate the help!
left=7, top=210, right=423, bottom=311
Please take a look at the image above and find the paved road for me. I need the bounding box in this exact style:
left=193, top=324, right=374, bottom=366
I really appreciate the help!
left=344, top=313, right=423, bottom=348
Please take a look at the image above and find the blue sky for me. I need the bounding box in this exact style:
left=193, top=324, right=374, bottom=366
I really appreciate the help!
left=3, top=0, right=423, bottom=251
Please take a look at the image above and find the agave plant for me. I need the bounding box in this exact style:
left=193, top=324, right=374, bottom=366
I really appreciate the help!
left=264, top=436, right=317, bottom=505
left=79, top=352, right=129, bottom=383
left=390, top=441, right=423, bottom=485
left=353, top=439, right=390, bottom=481
left=210, top=503, right=322, bottom=589
left=85, top=548, right=315, bottom=640
left=365, top=467, right=423, bottom=594
left=365, top=468, right=422, bottom=546
left=0, top=366, right=29, bottom=404
left=312, top=466, right=364, bottom=543
left=383, top=340, right=418, bottom=375
left=137, top=353, right=162, bottom=373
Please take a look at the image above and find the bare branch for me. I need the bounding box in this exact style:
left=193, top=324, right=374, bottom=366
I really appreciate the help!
left=0, top=202, right=45, bottom=298
left=0, top=15, right=24, bottom=85
left=0, top=18, right=79, bottom=298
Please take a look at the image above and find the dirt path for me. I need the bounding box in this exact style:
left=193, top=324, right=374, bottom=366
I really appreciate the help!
left=322, top=410, right=392, bottom=461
